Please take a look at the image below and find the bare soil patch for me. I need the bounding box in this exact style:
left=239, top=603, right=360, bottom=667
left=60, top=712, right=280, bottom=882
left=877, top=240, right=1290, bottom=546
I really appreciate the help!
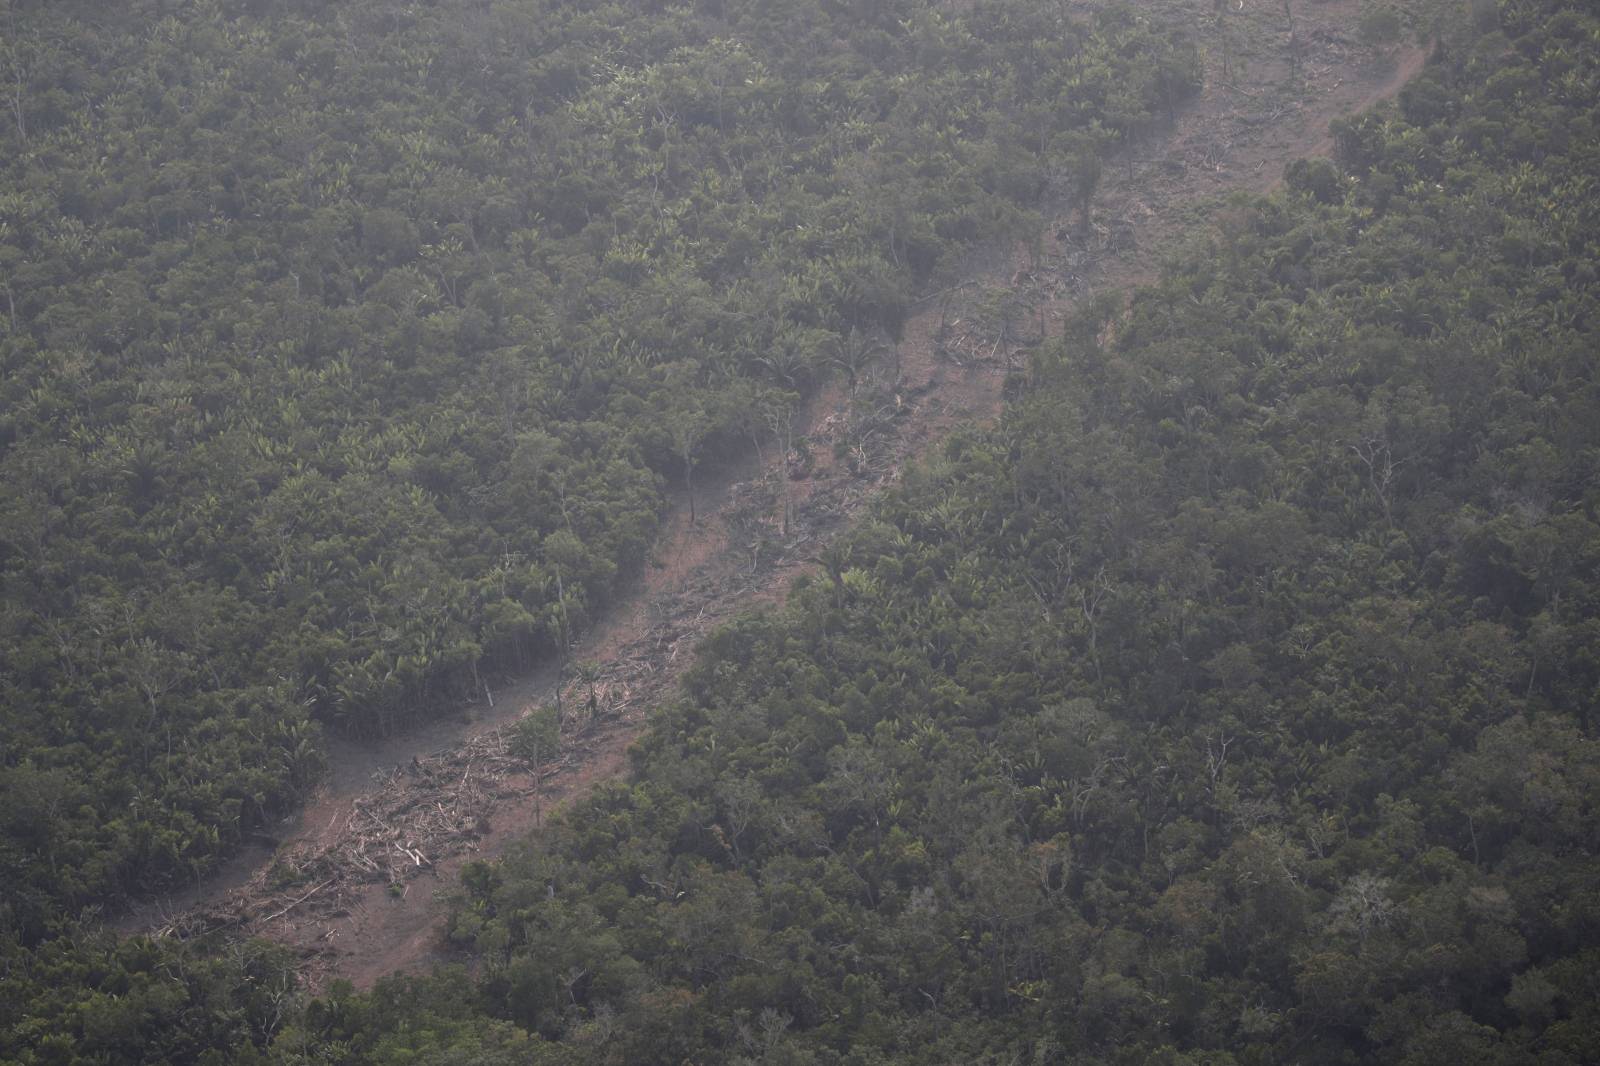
left=125, top=0, right=1425, bottom=992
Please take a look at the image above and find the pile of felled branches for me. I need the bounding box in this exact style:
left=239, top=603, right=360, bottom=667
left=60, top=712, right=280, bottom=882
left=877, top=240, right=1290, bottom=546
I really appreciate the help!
left=935, top=289, right=1036, bottom=370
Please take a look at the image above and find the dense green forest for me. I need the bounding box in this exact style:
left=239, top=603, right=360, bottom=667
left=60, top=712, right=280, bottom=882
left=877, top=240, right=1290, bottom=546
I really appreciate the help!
left=267, top=0, right=1595, bottom=1060
left=5, top=0, right=1599, bottom=1061
left=0, top=0, right=1197, bottom=926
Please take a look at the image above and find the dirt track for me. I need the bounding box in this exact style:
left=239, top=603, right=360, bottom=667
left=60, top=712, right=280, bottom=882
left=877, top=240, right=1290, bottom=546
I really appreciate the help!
left=122, top=0, right=1427, bottom=991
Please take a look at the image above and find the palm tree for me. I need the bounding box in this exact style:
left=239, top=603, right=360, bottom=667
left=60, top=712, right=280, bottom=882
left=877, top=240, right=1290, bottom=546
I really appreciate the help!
left=830, top=327, right=887, bottom=393
left=574, top=660, right=603, bottom=724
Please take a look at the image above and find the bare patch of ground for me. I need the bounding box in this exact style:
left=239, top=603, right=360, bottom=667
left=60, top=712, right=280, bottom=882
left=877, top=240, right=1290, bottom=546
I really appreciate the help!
left=125, top=0, right=1426, bottom=992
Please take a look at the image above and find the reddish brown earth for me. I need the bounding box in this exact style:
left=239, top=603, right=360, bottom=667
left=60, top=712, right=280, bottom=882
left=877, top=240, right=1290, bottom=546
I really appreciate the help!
left=124, top=0, right=1427, bottom=992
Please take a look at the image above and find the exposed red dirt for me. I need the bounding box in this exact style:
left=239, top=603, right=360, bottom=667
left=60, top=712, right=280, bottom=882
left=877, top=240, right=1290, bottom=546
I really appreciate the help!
left=124, top=0, right=1426, bottom=992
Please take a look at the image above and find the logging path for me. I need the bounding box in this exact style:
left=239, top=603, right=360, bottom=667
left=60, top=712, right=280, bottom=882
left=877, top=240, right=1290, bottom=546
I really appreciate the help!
left=121, top=0, right=1427, bottom=991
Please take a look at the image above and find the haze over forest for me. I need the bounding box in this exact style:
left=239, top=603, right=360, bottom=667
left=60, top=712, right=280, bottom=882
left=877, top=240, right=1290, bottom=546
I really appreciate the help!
left=1, top=0, right=1597, bottom=1062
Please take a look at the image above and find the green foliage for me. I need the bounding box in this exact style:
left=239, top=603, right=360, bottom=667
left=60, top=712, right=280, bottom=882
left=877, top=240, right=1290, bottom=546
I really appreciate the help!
left=0, top=0, right=1193, bottom=924
left=0, top=930, right=293, bottom=1066
left=276, top=1, right=1600, bottom=1060
left=1358, top=3, right=1405, bottom=49
left=15, top=0, right=1600, bottom=1061
left=509, top=707, right=561, bottom=767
